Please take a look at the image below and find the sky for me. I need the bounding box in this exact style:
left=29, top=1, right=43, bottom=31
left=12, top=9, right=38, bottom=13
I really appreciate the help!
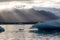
left=0, top=0, right=60, bottom=11
left=0, top=0, right=60, bottom=8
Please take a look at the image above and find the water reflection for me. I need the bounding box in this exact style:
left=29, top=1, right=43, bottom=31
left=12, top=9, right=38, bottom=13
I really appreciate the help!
left=30, top=29, right=60, bottom=35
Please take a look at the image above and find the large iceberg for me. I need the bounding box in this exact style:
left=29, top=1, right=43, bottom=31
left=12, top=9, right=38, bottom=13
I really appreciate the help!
left=31, top=19, right=60, bottom=30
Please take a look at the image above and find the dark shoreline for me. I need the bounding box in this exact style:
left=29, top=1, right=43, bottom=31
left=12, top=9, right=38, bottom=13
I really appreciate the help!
left=0, top=22, right=37, bottom=24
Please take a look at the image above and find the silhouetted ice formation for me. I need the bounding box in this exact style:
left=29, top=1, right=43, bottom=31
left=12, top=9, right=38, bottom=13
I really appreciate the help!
left=32, top=19, right=60, bottom=30
left=30, top=19, right=60, bottom=35
left=0, top=26, right=5, bottom=33
left=31, top=19, right=60, bottom=30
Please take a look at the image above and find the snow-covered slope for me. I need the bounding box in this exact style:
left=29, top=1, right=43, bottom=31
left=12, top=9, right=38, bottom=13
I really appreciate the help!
left=33, top=7, right=60, bottom=17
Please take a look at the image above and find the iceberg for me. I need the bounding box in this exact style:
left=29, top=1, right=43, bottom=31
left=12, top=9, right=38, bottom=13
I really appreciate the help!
left=31, top=19, right=60, bottom=30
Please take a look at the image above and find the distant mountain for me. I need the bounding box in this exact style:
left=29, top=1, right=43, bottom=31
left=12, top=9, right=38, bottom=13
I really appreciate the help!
left=36, top=10, right=59, bottom=20
left=15, top=8, right=60, bottom=20
left=0, top=7, right=60, bottom=23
